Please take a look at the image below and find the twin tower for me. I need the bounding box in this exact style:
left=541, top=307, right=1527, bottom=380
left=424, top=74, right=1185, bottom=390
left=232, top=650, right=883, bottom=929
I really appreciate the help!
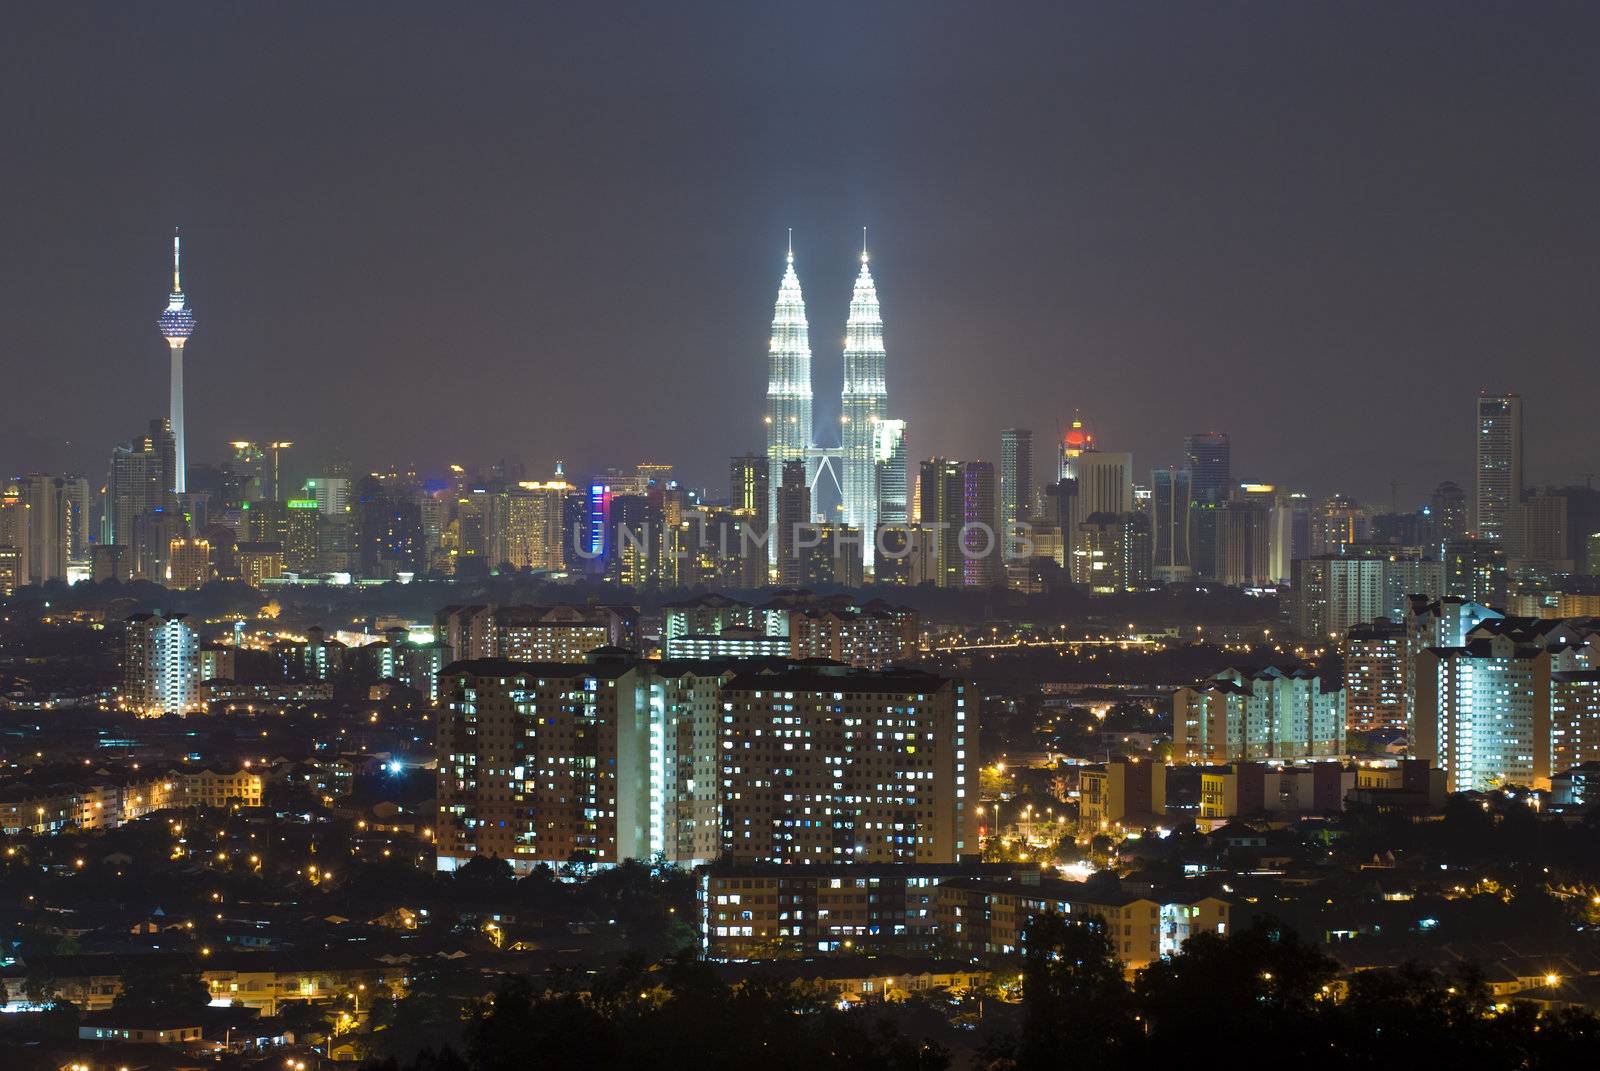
left=764, top=232, right=899, bottom=568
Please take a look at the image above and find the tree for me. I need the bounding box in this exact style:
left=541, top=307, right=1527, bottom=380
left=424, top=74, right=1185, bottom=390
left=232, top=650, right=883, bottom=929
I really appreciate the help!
left=1014, top=912, right=1135, bottom=1069
left=112, top=963, right=209, bottom=1011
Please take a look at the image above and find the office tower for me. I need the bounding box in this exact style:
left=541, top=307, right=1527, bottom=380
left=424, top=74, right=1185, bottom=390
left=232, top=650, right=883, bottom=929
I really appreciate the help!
left=961, top=461, right=999, bottom=587
left=1074, top=452, right=1133, bottom=519
left=1072, top=513, right=1126, bottom=592
left=796, top=523, right=864, bottom=587
left=608, top=493, right=662, bottom=587
left=307, top=477, right=351, bottom=517
left=637, top=462, right=674, bottom=489
left=1057, top=420, right=1093, bottom=481
left=1151, top=467, right=1192, bottom=583
left=1268, top=491, right=1312, bottom=584
left=1504, top=492, right=1572, bottom=572
left=1173, top=665, right=1345, bottom=761
left=718, top=666, right=977, bottom=863
left=765, top=235, right=814, bottom=558
left=236, top=542, right=284, bottom=587
left=999, top=428, right=1033, bottom=555
left=1474, top=393, right=1522, bottom=540
left=840, top=236, right=888, bottom=568
left=1122, top=511, right=1152, bottom=591
left=919, top=459, right=964, bottom=588
left=166, top=537, right=211, bottom=590
left=502, top=481, right=566, bottom=573
left=123, top=611, right=199, bottom=716
left=155, top=231, right=197, bottom=495
left=1444, top=539, right=1508, bottom=607
left=355, top=476, right=424, bottom=578
left=106, top=420, right=175, bottom=553
left=1316, top=494, right=1367, bottom=554
left=873, top=419, right=909, bottom=525
left=1344, top=620, right=1408, bottom=734
left=1215, top=497, right=1272, bottom=587
left=282, top=499, right=321, bottom=572
left=728, top=454, right=769, bottom=515
left=13, top=475, right=72, bottom=585
left=1428, top=481, right=1468, bottom=543
left=776, top=460, right=810, bottom=588
left=1184, top=432, right=1231, bottom=505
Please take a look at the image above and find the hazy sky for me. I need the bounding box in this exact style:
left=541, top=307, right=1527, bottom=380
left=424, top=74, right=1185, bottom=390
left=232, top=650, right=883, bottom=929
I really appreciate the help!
left=4, top=3, right=1597, bottom=505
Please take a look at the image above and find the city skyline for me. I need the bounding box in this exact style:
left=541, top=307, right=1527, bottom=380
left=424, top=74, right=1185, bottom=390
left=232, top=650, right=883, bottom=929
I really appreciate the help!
left=4, top=5, right=1599, bottom=503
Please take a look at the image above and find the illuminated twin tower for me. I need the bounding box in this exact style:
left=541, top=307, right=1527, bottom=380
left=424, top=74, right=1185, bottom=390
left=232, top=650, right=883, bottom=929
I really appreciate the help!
left=764, top=231, right=902, bottom=569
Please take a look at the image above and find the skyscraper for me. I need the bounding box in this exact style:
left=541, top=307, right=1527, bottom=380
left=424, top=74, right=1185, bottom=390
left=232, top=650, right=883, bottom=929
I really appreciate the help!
left=1151, top=466, right=1193, bottom=582
left=840, top=233, right=887, bottom=567
left=1184, top=432, right=1231, bottom=505
left=873, top=419, right=908, bottom=526
left=765, top=235, right=814, bottom=561
left=776, top=459, right=810, bottom=588
left=156, top=231, right=197, bottom=496
left=1473, top=393, right=1522, bottom=541
left=1000, top=428, right=1034, bottom=554
left=961, top=461, right=999, bottom=588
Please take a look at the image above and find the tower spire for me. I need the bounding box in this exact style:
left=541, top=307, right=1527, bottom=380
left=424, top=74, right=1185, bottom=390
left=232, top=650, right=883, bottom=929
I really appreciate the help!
left=861, top=225, right=868, bottom=263
left=157, top=229, right=197, bottom=498
left=787, top=227, right=793, bottom=264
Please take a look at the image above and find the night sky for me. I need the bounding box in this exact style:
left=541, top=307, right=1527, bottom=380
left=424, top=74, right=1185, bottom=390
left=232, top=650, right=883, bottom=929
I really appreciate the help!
left=5, top=3, right=1597, bottom=505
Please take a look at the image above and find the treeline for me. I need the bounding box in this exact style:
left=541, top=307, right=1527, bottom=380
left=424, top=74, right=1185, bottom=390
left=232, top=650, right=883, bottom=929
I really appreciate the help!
left=361, top=916, right=1600, bottom=1071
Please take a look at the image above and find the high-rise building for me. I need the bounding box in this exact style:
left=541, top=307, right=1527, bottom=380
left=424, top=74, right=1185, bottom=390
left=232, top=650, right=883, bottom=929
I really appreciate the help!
left=1184, top=432, right=1231, bottom=505
left=1473, top=393, right=1522, bottom=541
left=1151, top=466, right=1192, bottom=583
left=1057, top=420, right=1093, bottom=482
left=105, top=420, right=175, bottom=553
left=1417, top=634, right=1547, bottom=792
left=1504, top=492, right=1572, bottom=573
left=1288, top=554, right=1445, bottom=640
left=123, top=611, right=199, bottom=716
left=764, top=236, right=814, bottom=560
left=1428, top=481, right=1468, bottom=544
left=1344, top=620, right=1408, bottom=734
left=840, top=237, right=888, bottom=568
left=0, top=547, right=19, bottom=596
left=718, top=666, right=977, bottom=863
left=728, top=454, right=769, bottom=516
left=961, top=461, right=999, bottom=588
left=1174, top=664, right=1344, bottom=761
left=918, top=459, right=964, bottom=588
left=1215, top=497, right=1273, bottom=587
left=775, top=460, right=810, bottom=588
left=504, top=481, right=568, bottom=574
left=12, top=475, right=73, bottom=585
left=999, top=429, right=1034, bottom=556
left=155, top=232, right=197, bottom=495
left=166, top=537, right=211, bottom=590
left=1444, top=539, right=1508, bottom=607
left=282, top=499, right=321, bottom=572
left=436, top=657, right=651, bottom=871
left=1073, top=452, right=1133, bottom=521
left=873, top=419, right=909, bottom=526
